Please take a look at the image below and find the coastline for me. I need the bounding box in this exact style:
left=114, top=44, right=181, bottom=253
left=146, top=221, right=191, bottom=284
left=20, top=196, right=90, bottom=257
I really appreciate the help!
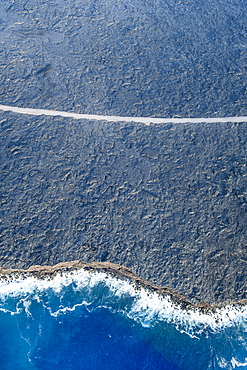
left=0, top=260, right=246, bottom=312
left=1, top=113, right=246, bottom=306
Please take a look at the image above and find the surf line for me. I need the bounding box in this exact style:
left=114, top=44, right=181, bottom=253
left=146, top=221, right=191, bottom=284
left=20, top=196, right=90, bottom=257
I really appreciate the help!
left=0, top=104, right=247, bottom=125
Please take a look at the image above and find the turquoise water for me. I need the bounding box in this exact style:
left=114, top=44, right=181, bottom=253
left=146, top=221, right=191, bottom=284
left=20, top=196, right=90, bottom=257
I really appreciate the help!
left=0, top=270, right=246, bottom=369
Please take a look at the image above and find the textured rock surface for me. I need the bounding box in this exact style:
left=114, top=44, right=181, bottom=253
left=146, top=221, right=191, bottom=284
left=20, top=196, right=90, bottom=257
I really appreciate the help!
left=0, top=0, right=246, bottom=305
left=0, top=0, right=247, bottom=117
left=1, top=112, right=246, bottom=304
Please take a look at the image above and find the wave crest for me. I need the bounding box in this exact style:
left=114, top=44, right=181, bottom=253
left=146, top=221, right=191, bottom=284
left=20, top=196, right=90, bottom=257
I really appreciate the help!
left=0, top=269, right=246, bottom=337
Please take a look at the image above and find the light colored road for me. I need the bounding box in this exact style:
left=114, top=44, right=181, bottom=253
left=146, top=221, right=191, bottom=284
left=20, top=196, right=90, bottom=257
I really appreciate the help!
left=0, top=104, right=247, bottom=125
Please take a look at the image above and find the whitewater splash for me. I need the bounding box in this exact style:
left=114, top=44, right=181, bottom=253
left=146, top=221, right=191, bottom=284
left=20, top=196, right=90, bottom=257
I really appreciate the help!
left=0, top=268, right=246, bottom=369
left=0, top=104, right=247, bottom=125
left=0, top=269, right=246, bottom=335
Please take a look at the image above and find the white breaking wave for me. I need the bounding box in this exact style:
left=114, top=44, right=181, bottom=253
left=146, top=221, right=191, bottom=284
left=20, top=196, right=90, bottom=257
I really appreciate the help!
left=0, top=269, right=246, bottom=336
left=0, top=104, right=247, bottom=125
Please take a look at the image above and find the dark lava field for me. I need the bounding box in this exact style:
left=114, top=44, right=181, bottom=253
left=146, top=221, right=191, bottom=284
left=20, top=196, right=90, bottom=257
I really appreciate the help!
left=0, top=0, right=247, bottom=304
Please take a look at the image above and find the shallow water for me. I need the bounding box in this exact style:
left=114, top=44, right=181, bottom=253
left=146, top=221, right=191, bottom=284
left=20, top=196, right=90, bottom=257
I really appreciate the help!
left=0, top=270, right=246, bottom=369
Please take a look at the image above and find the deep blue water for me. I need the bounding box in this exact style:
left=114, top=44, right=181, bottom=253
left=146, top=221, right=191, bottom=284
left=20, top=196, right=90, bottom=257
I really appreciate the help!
left=0, top=270, right=246, bottom=370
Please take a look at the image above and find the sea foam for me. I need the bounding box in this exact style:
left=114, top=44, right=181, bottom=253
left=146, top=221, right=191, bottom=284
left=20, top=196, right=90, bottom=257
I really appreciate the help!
left=0, top=269, right=246, bottom=338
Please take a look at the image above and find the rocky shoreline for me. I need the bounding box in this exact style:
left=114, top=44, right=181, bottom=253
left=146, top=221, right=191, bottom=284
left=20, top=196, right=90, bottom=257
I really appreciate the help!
left=0, top=261, right=246, bottom=312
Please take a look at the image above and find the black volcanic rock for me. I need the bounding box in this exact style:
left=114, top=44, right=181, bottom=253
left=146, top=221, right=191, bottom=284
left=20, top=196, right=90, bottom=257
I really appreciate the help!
left=1, top=112, right=246, bottom=304
left=0, top=0, right=246, bottom=305
left=0, top=0, right=247, bottom=117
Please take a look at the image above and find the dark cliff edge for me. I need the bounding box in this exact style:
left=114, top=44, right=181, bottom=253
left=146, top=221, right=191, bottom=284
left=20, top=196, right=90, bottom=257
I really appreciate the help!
left=0, top=261, right=246, bottom=313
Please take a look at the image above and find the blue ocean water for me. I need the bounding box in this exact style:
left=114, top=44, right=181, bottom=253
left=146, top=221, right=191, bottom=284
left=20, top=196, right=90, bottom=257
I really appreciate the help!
left=0, top=270, right=246, bottom=370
